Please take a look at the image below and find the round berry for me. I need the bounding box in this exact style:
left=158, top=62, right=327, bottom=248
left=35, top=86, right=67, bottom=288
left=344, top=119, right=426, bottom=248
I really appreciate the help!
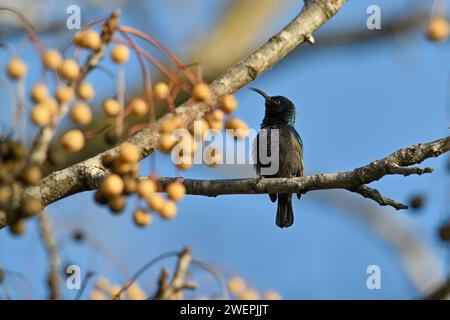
left=129, top=97, right=147, bottom=117
left=228, top=277, right=246, bottom=296
left=166, top=181, right=186, bottom=202
left=159, top=133, right=176, bottom=154
left=111, top=44, right=129, bottom=64
left=264, top=291, right=282, bottom=300
left=118, top=142, right=140, bottom=164
left=60, top=129, right=85, bottom=152
left=220, top=94, right=237, bottom=113
left=225, top=117, right=249, bottom=140
left=77, top=82, right=95, bottom=101
left=212, top=109, right=224, bottom=121
left=159, top=200, right=177, bottom=219
left=58, top=59, right=80, bottom=81
left=7, top=57, right=27, bottom=80
left=31, top=105, right=52, bottom=126
left=147, top=193, right=164, bottom=212
left=103, top=98, right=120, bottom=117
left=30, top=83, right=49, bottom=103
left=101, top=174, right=124, bottom=197
left=154, top=82, right=169, bottom=100
left=133, top=209, right=152, bottom=227
left=191, top=83, right=211, bottom=102
left=427, top=16, right=449, bottom=42
left=70, top=103, right=92, bottom=125
left=56, top=85, right=74, bottom=104
left=43, top=49, right=62, bottom=70
left=137, top=179, right=156, bottom=199
left=81, top=29, right=101, bottom=50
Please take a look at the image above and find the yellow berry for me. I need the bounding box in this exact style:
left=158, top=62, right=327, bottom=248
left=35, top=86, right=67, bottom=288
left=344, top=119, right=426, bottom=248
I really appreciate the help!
left=166, top=181, right=186, bottom=202
left=154, top=82, right=169, bottom=100
left=263, top=291, right=282, bottom=300
left=189, top=118, right=210, bottom=140
left=108, top=285, right=123, bottom=299
left=77, top=82, right=95, bottom=101
left=176, top=156, right=193, bottom=171
left=31, top=105, right=52, bottom=126
left=427, top=16, right=449, bottom=42
left=173, top=115, right=185, bottom=128
left=228, top=277, right=246, bottom=296
left=22, top=166, right=42, bottom=185
left=55, top=85, right=74, bottom=104
left=81, top=29, right=101, bottom=50
left=19, top=197, right=41, bottom=217
left=111, top=44, right=129, bottom=64
left=160, top=117, right=177, bottom=134
left=9, top=220, right=26, bottom=235
left=119, top=142, right=140, bottom=164
left=60, top=129, right=85, bottom=152
left=177, top=134, right=197, bottom=155
left=73, top=31, right=84, bottom=46
left=147, top=193, right=164, bottom=212
left=191, top=83, right=211, bottom=102
left=159, top=200, right=177, bottom=219
left=239, top=289, right=260, bottom=300
left=43, top=49, right=62, bottom=70
left=205, top=150, right=222, bottom=167
left=90, top=290, right=105, bottom=300
left=212, top=110, right=224, bottom=121
left=7, top=57, right=27, bottom=80
left=58, top=59, right=80, bottom=81
left=220, top=94, right=237, bottom=113
left=159, top=133, right=176, bottom=154
left=128, top=98, right=147, bottom=117
left=103, top=98, right=120, bottom=117
left=133, top=209, right=152, bottom=227
left=208, top=120, right=223, bottom=131
left=137, top=179, right=156, bottom=199
left=95, top=277, right=110, bottom=291
left=100, top=174, right=124, bottom=197
left=225, top=117, right=249, bottom=140
left=127, top=283, right=147, bottom=300
left=114, top=160, right=139, bottom=176
left=108, top=195, right=126, bottom=213
left=123, top=177, right=138, bottom=195
left=41, top=98, right=59, bottom=115
left=30, top=83, right=49, bottom=103
left=70, top=103, right=92, bottom=125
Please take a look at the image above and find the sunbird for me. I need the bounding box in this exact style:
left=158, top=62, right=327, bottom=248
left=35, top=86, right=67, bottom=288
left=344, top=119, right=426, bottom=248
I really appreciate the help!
left=251, top=88, right=304, bottom=228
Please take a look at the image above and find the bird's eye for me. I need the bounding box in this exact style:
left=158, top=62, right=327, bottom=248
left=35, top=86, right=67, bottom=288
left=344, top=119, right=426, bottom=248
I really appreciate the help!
left=274, top=100, right=280, bottom=105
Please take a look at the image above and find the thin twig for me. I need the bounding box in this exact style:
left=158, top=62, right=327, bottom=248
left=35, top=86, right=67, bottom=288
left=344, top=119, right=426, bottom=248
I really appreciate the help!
left=38, top=213, right=60, bottom=300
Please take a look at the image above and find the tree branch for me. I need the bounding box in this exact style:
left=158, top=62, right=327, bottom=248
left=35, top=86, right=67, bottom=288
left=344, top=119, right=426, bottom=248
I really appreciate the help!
left=155, top=136, right=448, bottom=206
left=0, top=0, right=348, bottom=228
left=153, top=247, right=196, bottom=300
left=38, top=213, right=60, bottom=300
left=0, top=135, right=446, bottom=229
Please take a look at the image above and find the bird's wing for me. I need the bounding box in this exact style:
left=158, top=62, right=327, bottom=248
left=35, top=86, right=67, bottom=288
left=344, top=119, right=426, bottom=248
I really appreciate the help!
left=288, top=126, right=303, bottom=149
left=252, top=133, right=259, bottom=174
left=288, top=126, right=304, bottom=177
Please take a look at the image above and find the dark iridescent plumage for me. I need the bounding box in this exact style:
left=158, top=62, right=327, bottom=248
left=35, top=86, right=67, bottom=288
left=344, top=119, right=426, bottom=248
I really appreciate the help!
left=251, top=88, right=304, bottom=228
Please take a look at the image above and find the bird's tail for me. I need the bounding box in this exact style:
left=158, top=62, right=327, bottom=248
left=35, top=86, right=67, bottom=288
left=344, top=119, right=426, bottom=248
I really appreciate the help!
left=276, top=194, right=294, bottom=228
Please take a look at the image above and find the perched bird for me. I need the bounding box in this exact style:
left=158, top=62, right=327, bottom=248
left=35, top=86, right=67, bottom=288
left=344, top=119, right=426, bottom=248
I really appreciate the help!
left=251, top=88, right=304, bottom=228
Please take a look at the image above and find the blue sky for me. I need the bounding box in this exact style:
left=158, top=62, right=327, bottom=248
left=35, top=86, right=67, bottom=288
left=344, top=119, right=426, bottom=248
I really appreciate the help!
left=0, top=0, right=449, bottom=299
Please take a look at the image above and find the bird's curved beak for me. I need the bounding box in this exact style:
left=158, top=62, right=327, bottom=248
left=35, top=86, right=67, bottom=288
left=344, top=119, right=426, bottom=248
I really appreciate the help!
left=249, top=87, right=270, bottom=101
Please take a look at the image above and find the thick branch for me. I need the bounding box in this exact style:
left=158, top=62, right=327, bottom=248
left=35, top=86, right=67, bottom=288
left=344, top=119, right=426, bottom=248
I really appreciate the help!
left=154, top=136, right=448, bottom=208
left=0, top=135, right=445, bottom=229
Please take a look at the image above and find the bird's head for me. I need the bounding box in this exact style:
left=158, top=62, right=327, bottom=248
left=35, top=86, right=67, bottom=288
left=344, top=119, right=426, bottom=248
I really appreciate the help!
left=249, top=87, right=296, bottom=125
